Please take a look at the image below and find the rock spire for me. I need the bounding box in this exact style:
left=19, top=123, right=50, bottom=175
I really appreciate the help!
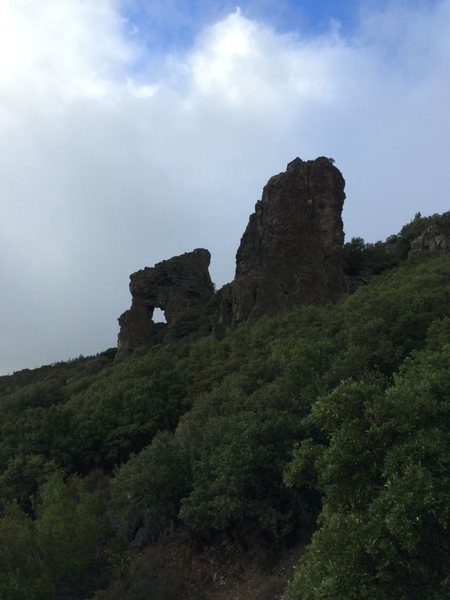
left=222, top=156, right=345, bottom=325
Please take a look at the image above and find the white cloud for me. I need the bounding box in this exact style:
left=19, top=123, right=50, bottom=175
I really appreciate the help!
left=0, top=0, right=133, bottom=82
left=1, top=0, right=450, bottom=373
left=187, top=10, right=343, bottom=109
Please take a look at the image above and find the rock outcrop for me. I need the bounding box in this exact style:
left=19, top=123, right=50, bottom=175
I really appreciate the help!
left=117, top=249, right=214, bottom=357
left=117, top=157, right=347, bottom=353
left=408, top=223, right=450, bottom=258
left=225, top=157, right=345, bottom=324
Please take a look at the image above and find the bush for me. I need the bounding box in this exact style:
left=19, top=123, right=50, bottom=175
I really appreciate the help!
left=0, top=474, right=112, bottom=599
left=110, top=432, right=191, bottom=540
left=287, top=329, right=450, bottom=599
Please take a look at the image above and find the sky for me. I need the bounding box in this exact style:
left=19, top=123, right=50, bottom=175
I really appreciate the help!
left=1, top=0, right=450, bottom=374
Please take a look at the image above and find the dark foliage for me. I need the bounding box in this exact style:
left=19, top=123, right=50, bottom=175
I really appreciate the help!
left=1, top=245, right=450, bottom=598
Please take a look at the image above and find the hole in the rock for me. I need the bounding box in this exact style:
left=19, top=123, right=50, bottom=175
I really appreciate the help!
left=153, top=307, right=167, bottom=324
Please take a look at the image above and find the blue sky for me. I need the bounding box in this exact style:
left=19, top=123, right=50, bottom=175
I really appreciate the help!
left=121, top=0, right=440, bottom=55
left=123, top=0, right=363, bottom=50
left=1, top=0, right=450, bottom=373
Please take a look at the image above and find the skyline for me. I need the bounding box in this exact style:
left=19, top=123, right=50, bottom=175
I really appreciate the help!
left=1, top=0, right=450, bottom=374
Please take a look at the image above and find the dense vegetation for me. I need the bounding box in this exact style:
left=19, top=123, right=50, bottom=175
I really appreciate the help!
left=1, top=218, right=450, bottom=599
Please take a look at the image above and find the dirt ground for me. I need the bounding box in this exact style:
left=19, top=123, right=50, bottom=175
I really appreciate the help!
left=134, top=533, right=304, bottom=600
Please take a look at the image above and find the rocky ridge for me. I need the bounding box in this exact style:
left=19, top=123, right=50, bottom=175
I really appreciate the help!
left=117, top=158, right=449, bottom=355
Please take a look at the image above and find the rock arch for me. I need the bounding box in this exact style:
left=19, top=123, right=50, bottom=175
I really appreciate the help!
left=117, top=249, right=214, bottom=357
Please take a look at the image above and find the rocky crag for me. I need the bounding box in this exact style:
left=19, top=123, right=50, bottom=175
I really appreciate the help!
left=222, top=156, right=345, bottom=326
left=117, top=157, right=346, bottom=354
left=408, top=222, right=450, bottom=258
left=117, top=249, right=215, bottom=357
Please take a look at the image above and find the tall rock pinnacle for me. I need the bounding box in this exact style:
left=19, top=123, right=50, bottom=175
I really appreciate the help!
left=225, top=156, right=345, bottom=324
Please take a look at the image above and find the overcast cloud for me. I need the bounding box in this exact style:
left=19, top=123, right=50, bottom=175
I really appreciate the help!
left=1, top=0, right=450, bottom=374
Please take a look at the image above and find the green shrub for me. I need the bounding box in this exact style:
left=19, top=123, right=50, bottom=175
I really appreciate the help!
left=287, top=329, right=450, bottom=599
left=0, top=474, right=112, bottom=599
left=110, top=432, right=191, bottom=539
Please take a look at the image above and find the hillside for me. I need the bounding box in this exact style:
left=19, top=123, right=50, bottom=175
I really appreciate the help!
left=1, top=230, right=450, bottom=598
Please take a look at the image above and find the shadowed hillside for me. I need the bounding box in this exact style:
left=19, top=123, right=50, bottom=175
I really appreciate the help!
left=1, top=247, right=449, bottom=598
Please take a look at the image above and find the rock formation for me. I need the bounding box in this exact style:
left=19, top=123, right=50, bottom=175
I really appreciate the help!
left=117, top=249, right=215, bottom=356
left=408, top=223, right=450, bottom=258
left=224, top=156, right=346, bottom=324
left=117, top=157, right=346, bottom=353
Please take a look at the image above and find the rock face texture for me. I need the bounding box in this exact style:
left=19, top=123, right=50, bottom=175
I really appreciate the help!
left=408, top=223, right=450, bottom=258
left=226, top=156, right=346, bottom=324
left=117, top=249, right=214, bottom=356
